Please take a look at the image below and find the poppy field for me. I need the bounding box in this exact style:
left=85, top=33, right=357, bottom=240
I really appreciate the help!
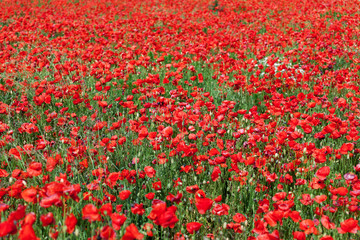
left=1, top=0, right=360, bottom=239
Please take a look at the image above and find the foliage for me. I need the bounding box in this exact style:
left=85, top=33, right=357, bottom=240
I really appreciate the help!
left=0, top=0, right=360, bottom=239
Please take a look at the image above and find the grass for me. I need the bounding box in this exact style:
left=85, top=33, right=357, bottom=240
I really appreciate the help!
left=0, top=0, right=360, bottom=239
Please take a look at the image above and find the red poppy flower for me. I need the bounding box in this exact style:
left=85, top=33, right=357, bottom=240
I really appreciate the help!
left=185, top=184, right=200, bottom=194
left=338, top=218, right=360, bottom=234
left=331, top=187, right=348, bottom=196
left=320, top=236, right=333, bottom=240
left=131, top=203, right=145, bottom=216
left=289, top=211, right=302, bottom=222
left=138, top=126, right=148, bottom=140
left=152, top=181, right=162, bottom=191
left=321, top=215, right=335, bottom=229
left=82, top=204, right=101, bottom=222
left=9, top=148, right=22, bottom=160
left=208, top=148, right=220, bottom=156
left=186, top=222, right=202, bottom=234
left=315, top=166, right=330, bottom=181
left=166, top=192, right=183, bottom=204
left=40, top=212, right=54, bottom=227
left=299, top=194, right=313, bottom=205
left=252, top=219, right=268, bottom=235
left=293, top=231, right=306, bottom=240
left=119, top=190, right=132, bottom=200
left=65, top=213, right=77, bottom=234
left=233, top=213, right=246, bottom=223
left=144, top=166, right=156, bottom=178
left=19, top=225, right=38, bottom=240
left=100, top=225, right=116, bottom=240
left=272, top=192, right=286, bottom=201
left=8, top=205, right=26, bottom=221
left=301, top=123, right=312, bottom=134
left=314, top=194, right=327, bottom=204
left=264, top=210, right=283, bottom=227
left=212, top=203, right=230, bottom=216
left=111, top=213, right=127, bottom=230
left=40, top=194, right=62, bottom=208
left=147, top=202, right=179, bottom=228
left=145, top=192, right=155, bottom=200
left=211, top=166, right=221, bottom=181
left=0, top=203, right=9, bottom=212
left=0, top=169, right=9, bottom=177
left=214, top=195, right=222, bottom=202
left=100, top=203, right=113, bottom=216
left=122, top=224, right=144, bottom=240
left=195, top=192, right=213, bottom=215
left=46, top=156, right=60, bottom=172
left=299, top=219, right=318, bottom=235
left=340, top=143, right=353, bottom=155
left=23, top=213, right=36, bottom=226
left=27, top=162, right=43, bottom=177
left=21, top=188, right=37, bottom=203
left=0, top=220, right=17, bottom=237
left=162, top=126, right=173, bottom=138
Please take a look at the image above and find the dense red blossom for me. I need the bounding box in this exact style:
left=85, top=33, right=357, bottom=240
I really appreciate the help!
left=148, top=201, right=179, bottom=228
left=0, top=0, right=359, bottom=238
left=186, top=222, right=202, bottom=234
